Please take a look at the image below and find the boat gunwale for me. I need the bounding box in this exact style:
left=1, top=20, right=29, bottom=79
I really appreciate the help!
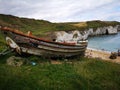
left=0, top=27, right=88, bottom=46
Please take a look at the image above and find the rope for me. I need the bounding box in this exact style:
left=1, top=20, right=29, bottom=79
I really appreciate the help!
left=0, top=48, right=14, bottom=56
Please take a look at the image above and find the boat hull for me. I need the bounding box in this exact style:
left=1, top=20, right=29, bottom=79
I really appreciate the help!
left=0, top=28, right=88, bottom=57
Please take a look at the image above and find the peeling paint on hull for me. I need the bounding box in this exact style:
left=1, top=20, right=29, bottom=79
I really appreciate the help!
left=0, top=27, right=88, bottom=57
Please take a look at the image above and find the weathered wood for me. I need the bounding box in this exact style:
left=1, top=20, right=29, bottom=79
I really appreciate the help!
left=0, top=27, right=88, bottom=57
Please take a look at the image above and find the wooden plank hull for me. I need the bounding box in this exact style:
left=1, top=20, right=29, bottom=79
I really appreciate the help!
left=0, top=27, right=88, bottom=57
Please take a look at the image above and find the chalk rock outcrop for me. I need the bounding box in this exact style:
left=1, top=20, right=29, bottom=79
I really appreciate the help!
left=117, top=25, right=120, bottom=31
left=54, top=25, right=120, bottom=42
left=88, top=25, right=118, bottom=36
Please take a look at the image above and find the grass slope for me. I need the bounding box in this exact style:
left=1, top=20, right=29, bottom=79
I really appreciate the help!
left=71, top=20, right=120, bottom=30
left=0, top=14, right=79, bottom=36
left=0, top=56, right=120, bottom=90
left=0, top=14, right=120, bottom=35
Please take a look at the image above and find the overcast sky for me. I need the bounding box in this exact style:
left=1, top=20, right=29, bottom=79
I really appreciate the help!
left=0, top=0, right=120, bottom=22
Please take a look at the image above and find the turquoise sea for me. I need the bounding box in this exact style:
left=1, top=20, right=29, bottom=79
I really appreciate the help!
left=88, top=32, right=120, bottom=52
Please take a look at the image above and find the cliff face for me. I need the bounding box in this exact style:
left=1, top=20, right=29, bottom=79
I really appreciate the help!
left=88, top=25, right=119, bottom=35
left=118, top=25, right=120, bottom=31
left=54, top=25, right=120, bottom=42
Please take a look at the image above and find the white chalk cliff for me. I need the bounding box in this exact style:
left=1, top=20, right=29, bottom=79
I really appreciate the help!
left=54, top=25, right=120, bottom=42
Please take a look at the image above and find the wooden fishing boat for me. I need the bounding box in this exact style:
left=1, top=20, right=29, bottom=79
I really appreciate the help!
left=0, top=27, right=88, bottom=57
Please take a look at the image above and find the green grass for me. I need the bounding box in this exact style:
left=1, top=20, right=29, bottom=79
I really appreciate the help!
left=86, top=20, right=120, bottom=30
left=74, top=58, right=120, bottom=90
left=0, top=32, right=6, bottom=52
left=0, top=56, right=120, bottom=90
left=0, top=14, right=79, bottom=36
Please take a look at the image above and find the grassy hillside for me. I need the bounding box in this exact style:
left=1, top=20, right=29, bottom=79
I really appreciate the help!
left=0, top=14, right=120, bottom=35
left=71, top=20, right=120, bottom=30
left=0, top=55, right=120, bottom=90
left=0, top=14, right=79, bottom=36
left=86, top=20, right=120, bottom=29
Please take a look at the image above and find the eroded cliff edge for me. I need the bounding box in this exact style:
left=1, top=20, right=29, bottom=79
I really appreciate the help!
left=53, top=25, right=120, bottom=42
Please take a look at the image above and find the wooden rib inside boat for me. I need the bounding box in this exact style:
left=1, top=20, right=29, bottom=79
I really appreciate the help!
left=0, top=27, right=88, bottom=57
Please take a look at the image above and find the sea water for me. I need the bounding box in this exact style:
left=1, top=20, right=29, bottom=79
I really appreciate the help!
left=88, top=32, right=120, bottom=52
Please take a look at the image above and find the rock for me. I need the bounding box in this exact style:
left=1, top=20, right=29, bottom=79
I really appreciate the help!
left=109, top=52, right=117, bottom=59
left=117, top=25, right=120, bottom=31
left=55, top=31, right=73, bottom=42
left=88, top=25, right=118, bottom=35
left=117, top=49, right=120, bottom=56
left=107, top=26, right=118, bottom=34
left=6, top=56, right=24, bottom=66
left=54, top=25, right=120, bottom=42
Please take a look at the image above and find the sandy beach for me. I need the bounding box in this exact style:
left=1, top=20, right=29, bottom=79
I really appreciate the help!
left=85, top=48, right=120, bottom=64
